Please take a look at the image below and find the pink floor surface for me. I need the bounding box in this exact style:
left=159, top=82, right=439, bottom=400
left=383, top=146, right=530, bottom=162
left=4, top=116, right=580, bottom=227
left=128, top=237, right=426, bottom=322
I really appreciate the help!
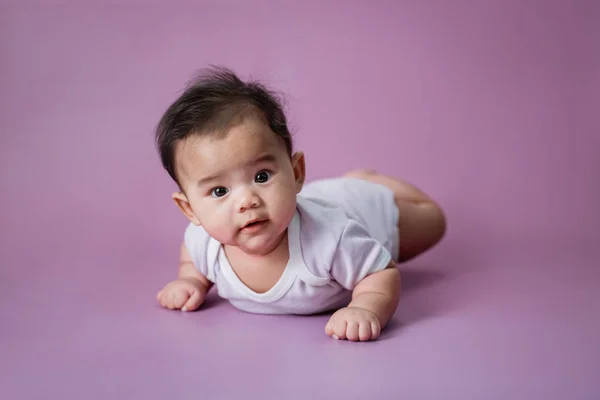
left=1, top=235, right=599, bottom=399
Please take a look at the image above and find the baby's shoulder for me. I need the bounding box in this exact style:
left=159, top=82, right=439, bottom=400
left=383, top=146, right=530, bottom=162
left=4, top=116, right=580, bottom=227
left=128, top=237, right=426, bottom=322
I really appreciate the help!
left=295, top=196, right=374, bottom=272
left=296, top=196, right=354, bottom=239
left=184, top=222, right=212, bottom=246
left=183, top=223, right=219, bottom=281
left=295, top=197, right=391, bottom=289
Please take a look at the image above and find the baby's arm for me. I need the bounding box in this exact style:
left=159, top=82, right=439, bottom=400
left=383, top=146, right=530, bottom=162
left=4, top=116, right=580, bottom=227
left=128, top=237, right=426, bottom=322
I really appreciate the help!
left=348, top=262, right=400, bottom=326
left=325, top=262, right=400, bottom=341
left=157, top=242, right=213, bottom=312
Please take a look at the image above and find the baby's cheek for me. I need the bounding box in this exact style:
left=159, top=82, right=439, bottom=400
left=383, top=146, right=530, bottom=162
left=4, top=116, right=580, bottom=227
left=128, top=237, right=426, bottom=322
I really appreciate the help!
left=272, top=195, right=296, bottom=221
left=204, top=216, right=235, bottom=242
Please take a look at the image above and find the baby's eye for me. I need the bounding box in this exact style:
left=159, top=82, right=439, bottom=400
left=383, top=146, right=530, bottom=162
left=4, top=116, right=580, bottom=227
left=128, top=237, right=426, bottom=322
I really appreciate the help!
left=255, top=170, right=271, bottom=183
left=211, top=187, right=229, bottom=198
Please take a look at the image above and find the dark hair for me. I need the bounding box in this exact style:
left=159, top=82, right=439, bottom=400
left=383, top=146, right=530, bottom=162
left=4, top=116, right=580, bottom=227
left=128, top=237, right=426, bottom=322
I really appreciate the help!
left=155, top=66, right=293, bottom=186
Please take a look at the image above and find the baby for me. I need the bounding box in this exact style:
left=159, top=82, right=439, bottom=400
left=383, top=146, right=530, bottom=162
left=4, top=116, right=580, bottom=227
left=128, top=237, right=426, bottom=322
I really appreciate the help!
left=155, top=66, right=446, bottom=341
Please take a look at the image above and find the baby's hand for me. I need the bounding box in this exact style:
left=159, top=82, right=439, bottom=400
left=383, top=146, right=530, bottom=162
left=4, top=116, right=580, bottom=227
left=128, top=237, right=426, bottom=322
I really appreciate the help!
left=325, top=306, right=381, bottom=341
left=157, top=277, right=206, bottom=312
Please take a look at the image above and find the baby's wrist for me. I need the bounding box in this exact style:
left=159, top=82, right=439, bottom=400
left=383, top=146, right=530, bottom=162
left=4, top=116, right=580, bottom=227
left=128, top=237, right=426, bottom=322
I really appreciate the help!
left=348, top=293, right=391, bottom=324
left=179, top=276, right=210, bottom=292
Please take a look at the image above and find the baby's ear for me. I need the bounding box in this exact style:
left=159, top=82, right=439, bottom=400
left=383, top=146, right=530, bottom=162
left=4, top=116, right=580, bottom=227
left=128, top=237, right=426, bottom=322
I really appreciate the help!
left=172, top=192, right=201, bottom=226
left=292, top=151, right=306, bottom=192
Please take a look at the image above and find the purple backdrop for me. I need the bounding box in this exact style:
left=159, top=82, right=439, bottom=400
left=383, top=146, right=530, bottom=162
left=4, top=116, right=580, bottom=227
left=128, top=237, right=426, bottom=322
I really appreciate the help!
left=1, top=1, right=599, bottom=399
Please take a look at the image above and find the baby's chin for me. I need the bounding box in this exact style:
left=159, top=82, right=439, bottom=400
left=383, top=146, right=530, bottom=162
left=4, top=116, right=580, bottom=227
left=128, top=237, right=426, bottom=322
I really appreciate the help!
left=237, top=230, right=288, bottom=256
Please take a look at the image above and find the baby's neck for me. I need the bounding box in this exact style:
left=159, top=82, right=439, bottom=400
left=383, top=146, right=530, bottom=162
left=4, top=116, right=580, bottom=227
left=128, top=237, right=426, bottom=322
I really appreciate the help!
left=223, top=230, right=290, bottom=294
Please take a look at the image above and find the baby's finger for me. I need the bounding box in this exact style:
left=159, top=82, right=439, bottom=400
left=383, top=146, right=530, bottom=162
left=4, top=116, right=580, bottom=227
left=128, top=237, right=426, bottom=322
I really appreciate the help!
left=370, top=320, right=381, bottom=340
left=346, top=321, right=360, bottom=342
left=172, top=290, right=187, bottom=309
left=166, top=290, right=178, bottom=309
left=325, top=319, right=335, bottom=336
left=182, top=289, right=202, bottom=312
left=359, top=321, right=372, bottom=341
left=332, top=320, right=347, bottom=340
left=158, top=289, right=169, bottom=307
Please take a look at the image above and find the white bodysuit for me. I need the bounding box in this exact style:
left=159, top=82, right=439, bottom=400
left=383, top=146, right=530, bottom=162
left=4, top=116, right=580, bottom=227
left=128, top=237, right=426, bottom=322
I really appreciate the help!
left=184, top=178, right=400, bottom=315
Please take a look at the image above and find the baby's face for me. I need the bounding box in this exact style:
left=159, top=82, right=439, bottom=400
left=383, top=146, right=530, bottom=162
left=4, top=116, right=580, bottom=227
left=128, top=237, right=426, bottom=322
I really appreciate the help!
left=174, top=117, right=303, bottom=256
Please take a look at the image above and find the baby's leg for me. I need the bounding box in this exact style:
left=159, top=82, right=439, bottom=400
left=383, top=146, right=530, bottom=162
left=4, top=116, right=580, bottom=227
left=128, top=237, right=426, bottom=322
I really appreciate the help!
left=344, top=169, right=446, bottom=263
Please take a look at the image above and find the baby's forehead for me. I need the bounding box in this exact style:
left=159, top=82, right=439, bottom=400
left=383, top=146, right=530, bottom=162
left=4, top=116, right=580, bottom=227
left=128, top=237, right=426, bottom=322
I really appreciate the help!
left=183, top=124, right=280, bottom=156
left=174, top=123, right=286, bottom=179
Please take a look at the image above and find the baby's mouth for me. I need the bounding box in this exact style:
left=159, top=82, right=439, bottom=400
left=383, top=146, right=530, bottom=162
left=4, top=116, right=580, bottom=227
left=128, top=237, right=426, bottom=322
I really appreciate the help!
left=240, top=219, right=268, bottom=231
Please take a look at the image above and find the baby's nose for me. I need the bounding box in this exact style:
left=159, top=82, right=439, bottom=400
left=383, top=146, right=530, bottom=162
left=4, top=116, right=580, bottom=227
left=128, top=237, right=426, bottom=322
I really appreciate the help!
left=237, top=189, right=261, bottom=212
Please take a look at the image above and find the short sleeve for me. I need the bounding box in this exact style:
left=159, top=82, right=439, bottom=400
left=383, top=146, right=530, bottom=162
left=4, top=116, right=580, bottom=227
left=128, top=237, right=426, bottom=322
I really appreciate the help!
left=183, top=223, right=216, bottom=282
left=330, top=219, right=392, bottom=290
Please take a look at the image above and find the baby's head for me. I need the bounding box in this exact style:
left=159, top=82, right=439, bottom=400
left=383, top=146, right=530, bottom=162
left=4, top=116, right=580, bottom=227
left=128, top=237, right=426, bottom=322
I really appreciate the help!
left=155, top=66, right=305, bottom=255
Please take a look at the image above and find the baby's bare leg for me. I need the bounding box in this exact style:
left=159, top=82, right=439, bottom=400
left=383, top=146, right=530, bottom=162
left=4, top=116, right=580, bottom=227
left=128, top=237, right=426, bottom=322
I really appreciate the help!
left=344, top=169, right=447, bottom=263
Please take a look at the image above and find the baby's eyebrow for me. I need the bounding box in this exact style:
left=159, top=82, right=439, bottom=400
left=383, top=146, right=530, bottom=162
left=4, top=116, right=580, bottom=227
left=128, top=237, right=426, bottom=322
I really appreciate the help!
left=196, top=173, right=221, bottom=187
left=249, top=154, right=276, bottom=165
